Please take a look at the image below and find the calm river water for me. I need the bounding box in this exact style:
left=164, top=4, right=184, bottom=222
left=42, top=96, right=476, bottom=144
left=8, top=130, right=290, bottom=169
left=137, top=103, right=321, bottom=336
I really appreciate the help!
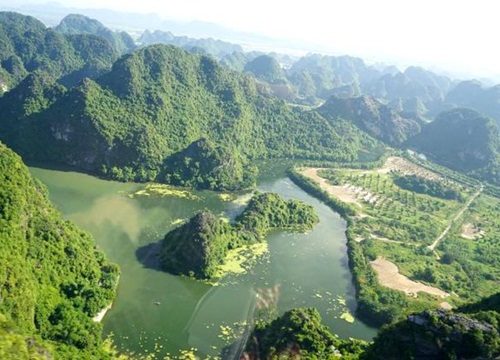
left=30, top=163, right=376, bottom=358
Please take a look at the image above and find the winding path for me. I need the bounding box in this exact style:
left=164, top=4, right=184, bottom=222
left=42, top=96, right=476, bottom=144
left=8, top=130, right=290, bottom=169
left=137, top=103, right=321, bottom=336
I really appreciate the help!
left=427, top=184, right=483, bottom=251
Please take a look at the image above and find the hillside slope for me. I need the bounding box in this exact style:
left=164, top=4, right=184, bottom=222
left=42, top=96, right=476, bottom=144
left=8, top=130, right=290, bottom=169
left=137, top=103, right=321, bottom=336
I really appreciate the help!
left=0, top=142, right=119, bottom=358
left=318, top=95, right=422, bottom=146
left=407, top=108, right=500, bottom=185
left=55, top=13, right=136, bottom=55
left=0, top=44, right=381, bottom=189
left=0, top=12, right=118, bottom=91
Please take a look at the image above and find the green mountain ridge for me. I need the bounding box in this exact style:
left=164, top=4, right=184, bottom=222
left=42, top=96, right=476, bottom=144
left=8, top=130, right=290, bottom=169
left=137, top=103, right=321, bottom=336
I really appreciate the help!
left=0, top=43, right=380, bottom=189
left=0, top=12, right=118, bottom=91
left=407, top=108, right=500, bottom=185
left=318, top=95, right=422, bottom=146
left=0, top=141, right=119, bottom=358
left=55, top=13, right=136, bottom=55
left=139, top=29, right=243, bottom=58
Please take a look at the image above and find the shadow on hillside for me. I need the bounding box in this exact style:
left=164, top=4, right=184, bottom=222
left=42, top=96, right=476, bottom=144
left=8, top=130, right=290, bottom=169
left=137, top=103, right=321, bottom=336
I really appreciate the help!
left=135, top=241, right=162, bottom=271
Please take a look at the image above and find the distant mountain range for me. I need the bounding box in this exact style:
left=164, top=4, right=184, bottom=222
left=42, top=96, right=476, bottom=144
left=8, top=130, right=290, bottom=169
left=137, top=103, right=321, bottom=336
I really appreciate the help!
left=138, top=29, right=243, bottom=58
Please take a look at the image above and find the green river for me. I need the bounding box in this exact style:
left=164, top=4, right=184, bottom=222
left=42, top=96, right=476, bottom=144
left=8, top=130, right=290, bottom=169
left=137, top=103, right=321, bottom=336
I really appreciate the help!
left=30, top=163, right=376, bottom=358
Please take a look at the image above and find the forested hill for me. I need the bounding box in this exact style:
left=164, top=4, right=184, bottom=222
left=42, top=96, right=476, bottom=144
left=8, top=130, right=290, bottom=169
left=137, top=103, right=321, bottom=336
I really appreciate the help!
left=364, top=292, right=500, bottom=359
left=240, top=294, right=500, bottom=359
left=0, top=12, right=118, bottom=92
left=445, top=80, right=500, bottom=128
left=0, top=142, right=120, bottom=358
left=0, top=43, right=382, bottom=190
left=160, top=192, right=319, bottom=279
left=55, top=14, right=136, bottom=55
left=407, top=108, right=500, bottom=185
left=318, top=95, right=422, bottom=146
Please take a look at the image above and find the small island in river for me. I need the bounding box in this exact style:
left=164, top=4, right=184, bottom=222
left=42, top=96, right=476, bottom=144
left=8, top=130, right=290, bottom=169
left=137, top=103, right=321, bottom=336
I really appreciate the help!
left=159, top=192, right=319, bottom=279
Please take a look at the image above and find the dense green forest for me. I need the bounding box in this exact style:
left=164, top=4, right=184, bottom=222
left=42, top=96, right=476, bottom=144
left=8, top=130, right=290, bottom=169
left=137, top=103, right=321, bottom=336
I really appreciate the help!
left=0, top=35, right=381, bottom=189
left=0, top=12, right=118, bottom=91
left=160, top=192, right=319, bottom=279
left=393, top=174, right=464, bottom=201
left=55, top=14, right=136, bottom=55
left=0, top=142, right=119, bottom=358
left=162, top=138, right=258, bottom=191
left=365, top=292, right=500, bottom=360
left=241, top=307, right=368, bottom=359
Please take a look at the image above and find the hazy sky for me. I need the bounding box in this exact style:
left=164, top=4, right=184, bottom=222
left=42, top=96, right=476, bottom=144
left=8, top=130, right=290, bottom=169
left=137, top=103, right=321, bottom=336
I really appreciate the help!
left=7, top=0, right=500, bottom=79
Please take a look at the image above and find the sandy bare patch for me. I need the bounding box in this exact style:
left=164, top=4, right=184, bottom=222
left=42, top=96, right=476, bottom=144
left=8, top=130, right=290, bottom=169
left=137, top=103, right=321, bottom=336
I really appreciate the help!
left=300, top=168, right=363, bottom=208
left=378, top=156, right=442, bottom=181
left=461, top=223, right=485, bottom=239
left=371, top=257, right=449, bottom=299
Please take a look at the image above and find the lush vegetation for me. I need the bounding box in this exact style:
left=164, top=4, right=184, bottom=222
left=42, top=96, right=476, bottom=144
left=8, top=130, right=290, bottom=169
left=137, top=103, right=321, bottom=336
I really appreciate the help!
left=55, top=14, right=136, bottom=55
left=365, top=300, right=500, bottom=360
left=159, top=192, right=319, bottom=279
left=240, top=299, right=500, bottom=359
left=0, top=142, right=120, bottom=358
left=160, top=211, right=239, bottom=279
left=0, top=43, right=382, bottom=190
left=407, top=108, right=500, bottom=186
left=242, top=307, right=368, bottom=359
left=288, top=159, right=500, bottom=326
left=0, top=12, right=118, bottom=92
left=393, top=173, right=464, bottom=201
left=162, top=138, right=258, bottom=191
left=234, top=191, right=320, bottom=235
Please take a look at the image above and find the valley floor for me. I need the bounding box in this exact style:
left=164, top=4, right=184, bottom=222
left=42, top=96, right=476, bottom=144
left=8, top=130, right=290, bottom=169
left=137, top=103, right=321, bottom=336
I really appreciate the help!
left=296, top=156, right=500, bottom=317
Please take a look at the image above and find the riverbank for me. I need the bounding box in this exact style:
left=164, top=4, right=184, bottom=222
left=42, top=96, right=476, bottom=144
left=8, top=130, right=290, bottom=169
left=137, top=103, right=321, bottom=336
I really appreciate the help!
left=93, top=303, right=113, bottom=323
left=288, top=166, right=435, bottom=326
left=288, top=157, right=500, bottom=328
